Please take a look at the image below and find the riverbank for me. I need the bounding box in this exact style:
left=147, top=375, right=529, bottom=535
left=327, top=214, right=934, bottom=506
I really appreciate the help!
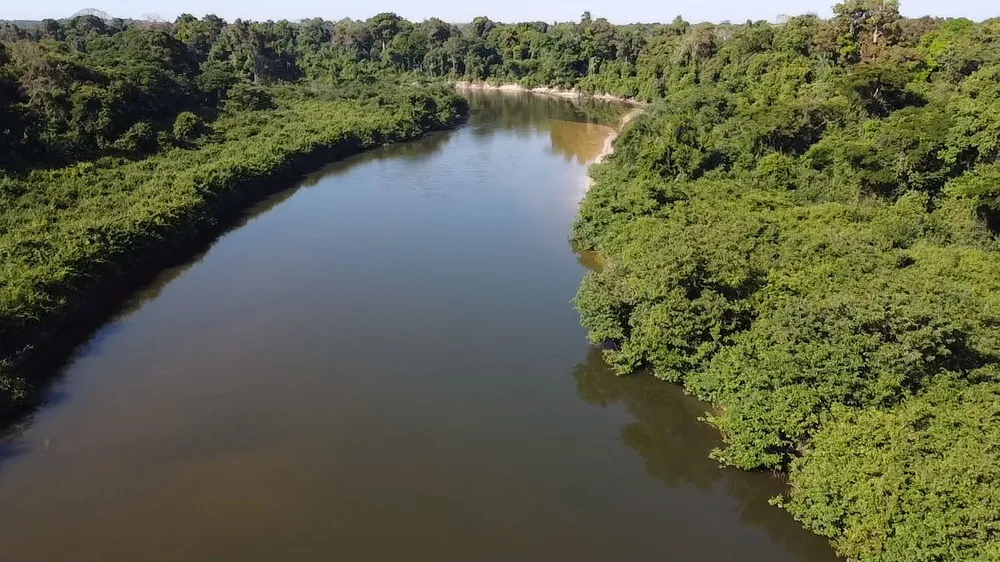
left=571, top=77, right=1000, bottom=559
left=0, top=86, right=838, bottom=562
left=454, top=81, right=646, bottom=106
left=593, top=108, right=643, bottom=165
left=0, top=88, right=468, bottom=417
left=584, top=107, right=643, bottom=194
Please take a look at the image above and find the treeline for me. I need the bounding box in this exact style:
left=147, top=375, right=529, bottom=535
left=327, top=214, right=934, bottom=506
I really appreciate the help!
left=3, top=7, right=968, bottom=169
left=0, top=14, right=343, bottom=167
left=571, top=2, right=1000, bottom=560
left=1, top=6, right=965, bottom=170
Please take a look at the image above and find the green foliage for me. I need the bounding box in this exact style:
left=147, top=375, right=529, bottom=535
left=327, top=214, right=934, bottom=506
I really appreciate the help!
left=782, top=378, right=1000, bottom=561
left=195, top=60, right=238, bottom=105
left=0, top=372, right=27, bottom=415
left=224, top=82, right=274, bottom=111
left=944, top=161, right=1000, bottom=212
left=691, top=238, right=1000, bottom=470
left=569, top=9, right=1000, bottom=561
left=831, top=0, right=903, bottom=63
left=172, top=111, right=202, bottom=142
left=0, top=78, right=466, bottom=416
left=0, top=27, right=200, bottom=164
left=112, top=121, right=158, bottom=155
left=0, top=43, right=24, bottom=161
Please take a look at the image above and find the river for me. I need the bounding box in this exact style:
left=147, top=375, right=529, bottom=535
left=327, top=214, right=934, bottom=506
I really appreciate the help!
left=0, top=92, right=838, bottom=562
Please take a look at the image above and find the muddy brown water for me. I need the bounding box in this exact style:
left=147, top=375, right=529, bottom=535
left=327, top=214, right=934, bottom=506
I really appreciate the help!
left=0, top=92, right=839, bottom=562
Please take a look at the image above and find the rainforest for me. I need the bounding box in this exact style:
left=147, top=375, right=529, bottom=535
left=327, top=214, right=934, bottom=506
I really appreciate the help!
left=1, top=2, right=999, bottom=560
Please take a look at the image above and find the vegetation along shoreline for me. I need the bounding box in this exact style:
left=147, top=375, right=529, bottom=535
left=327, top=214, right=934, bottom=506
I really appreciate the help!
left=3, top=5, right=1000, bottom=559
left=0, top=84, right=468, bottom=419
left=570, top=6, right=1000, bottom=560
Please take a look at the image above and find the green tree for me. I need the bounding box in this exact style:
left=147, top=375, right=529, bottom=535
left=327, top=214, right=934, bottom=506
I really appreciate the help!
left=173, top=14, right=226, bottom=62
left=172, top=111, right=202, bottom=142
left=368, top=12, right=405, bottom=53
left=113, top=121, right=158, bottom=155
left=832, top=0, right=903, bottom=62
left=224, top=82, right=274, bottom=111
left=0, top=43, right=26, bottom=163
left=196, top=60, right=239, bottom=105
left=470, top=16, right=496, bottom=39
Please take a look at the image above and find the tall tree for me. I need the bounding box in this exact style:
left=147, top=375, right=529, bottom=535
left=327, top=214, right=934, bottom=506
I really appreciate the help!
left=833, top=0, right=903, bottom=62
left=368, top=12, right=405, bottom=53
left=470, top=16, right=496, bottom=39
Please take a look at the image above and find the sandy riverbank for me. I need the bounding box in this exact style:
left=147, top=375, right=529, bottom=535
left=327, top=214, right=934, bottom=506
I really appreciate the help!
left=593, top=107, right=642, bottom=165
left=452, top=81, right=643, bottom=187
left=454, top=81, right=645, bottom=106
left=585, top=107, right=643, bottom=189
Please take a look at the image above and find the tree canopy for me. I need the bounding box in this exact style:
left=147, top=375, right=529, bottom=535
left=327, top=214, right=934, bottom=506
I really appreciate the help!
left=2, top=5, right=1000, bottom=560
left=569, top=4, right=1000, bottom=560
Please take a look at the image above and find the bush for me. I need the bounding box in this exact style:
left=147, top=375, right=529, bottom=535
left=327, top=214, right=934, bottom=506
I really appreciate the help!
left=112, top=122, right=158, bottom=155
left=782, top=378, right=1000, bottom=561
left=224, top=83, right=275, bottom=112
left=172, top=111, right=203, bottom=142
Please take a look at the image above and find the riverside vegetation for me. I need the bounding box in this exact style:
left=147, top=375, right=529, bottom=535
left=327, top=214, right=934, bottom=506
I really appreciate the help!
left=0, top=15, right=467, bottom=415
left=567, top=4, right=1000, bottom=562
left=2, top=3, right=1000, bottom=560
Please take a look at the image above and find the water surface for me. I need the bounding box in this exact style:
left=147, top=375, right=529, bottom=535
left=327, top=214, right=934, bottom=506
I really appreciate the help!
left=0, top=92, right=838, bottom=562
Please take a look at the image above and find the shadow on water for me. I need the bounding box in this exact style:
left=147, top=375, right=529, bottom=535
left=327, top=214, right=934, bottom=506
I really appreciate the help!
left=300, top=129, right=456, bottom=186
left=571, top=241, right=838, bottom=561
left=0, top=129, right=456, bottom=446
left=0, top=437, right=28, bottom=461
left=572, top=346, right=840, bottom=561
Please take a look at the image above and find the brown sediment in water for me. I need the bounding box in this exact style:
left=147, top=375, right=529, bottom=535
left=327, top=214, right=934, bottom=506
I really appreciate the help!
left=453, top=83, right=643, bottom=186
left=586, top=107, right=644, bottom=188
left=593, top=107, right=643, bottom=164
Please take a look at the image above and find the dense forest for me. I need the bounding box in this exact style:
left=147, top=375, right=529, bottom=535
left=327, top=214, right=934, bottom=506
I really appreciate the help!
left=566, top=4, right=1000, bottom=562
left=2, top=3, right=1000, bottom=560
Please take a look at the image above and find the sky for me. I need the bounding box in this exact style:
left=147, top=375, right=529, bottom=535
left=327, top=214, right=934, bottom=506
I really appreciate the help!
left=5, top=0, right=997, bottom=25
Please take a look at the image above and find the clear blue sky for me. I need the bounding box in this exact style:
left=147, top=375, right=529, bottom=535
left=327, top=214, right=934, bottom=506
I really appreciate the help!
left=5, top=0, right=996, bottom=24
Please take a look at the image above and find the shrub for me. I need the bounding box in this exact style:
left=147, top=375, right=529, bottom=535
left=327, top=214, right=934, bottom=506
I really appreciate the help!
left=782, top=378, right=1000, bottom=561
left=112, top=122, right=158, bottom=155
left=224, top=83, right=275, bottom=112
left=172, top=111, right=203, bottom=142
